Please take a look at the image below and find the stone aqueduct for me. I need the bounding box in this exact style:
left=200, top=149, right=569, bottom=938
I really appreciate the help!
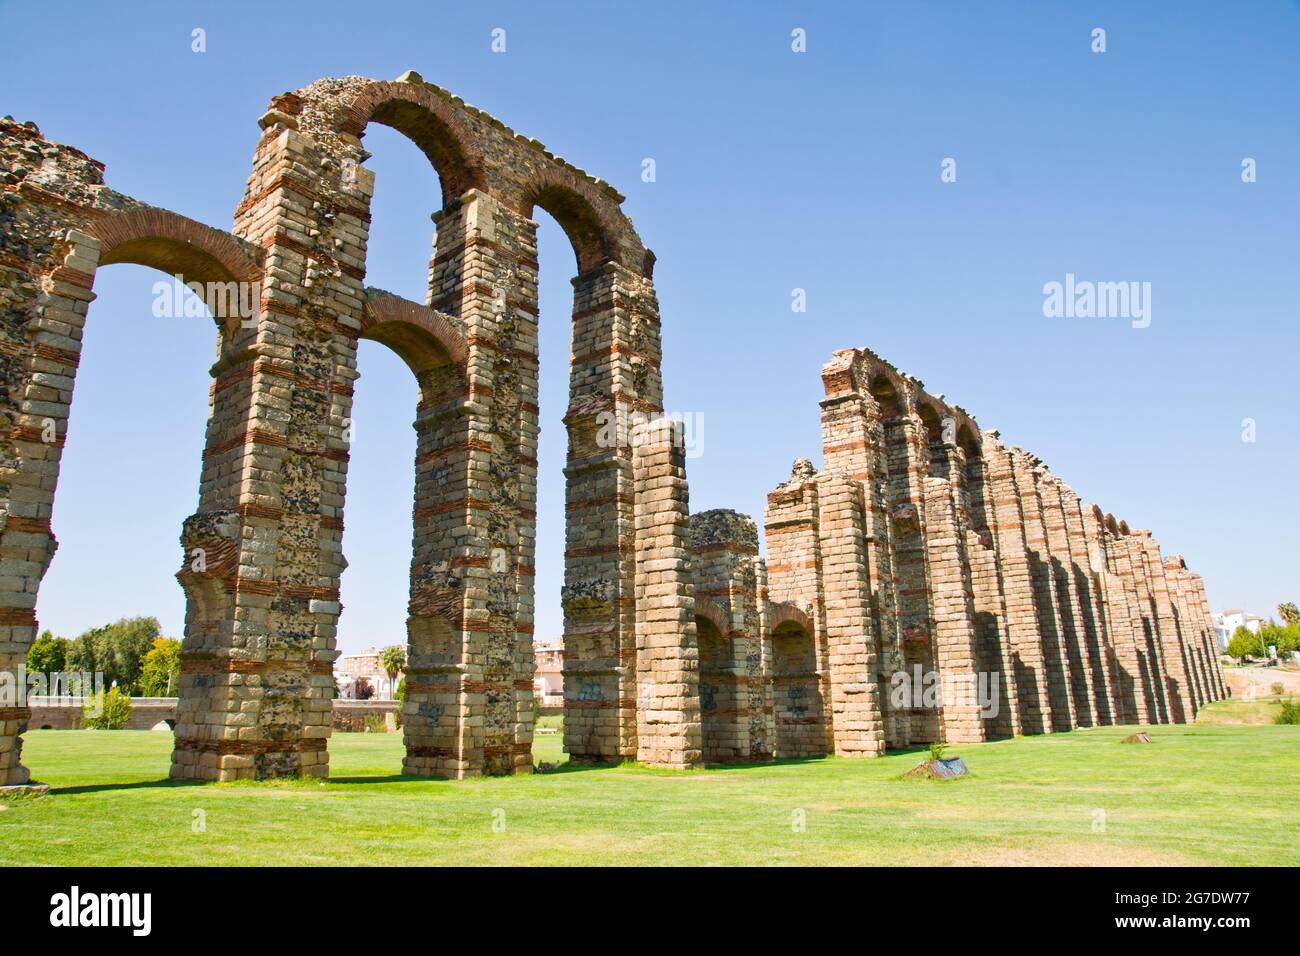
left=0, top=73, right=1224, bottom=785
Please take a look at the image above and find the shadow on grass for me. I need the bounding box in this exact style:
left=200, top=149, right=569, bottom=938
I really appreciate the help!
left=327, top=774, right=452, bottom=785
left=49, top=778, right=207, bottom=796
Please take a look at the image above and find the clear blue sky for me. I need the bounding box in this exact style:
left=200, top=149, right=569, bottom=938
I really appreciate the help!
left=7, top=1, right=1296, bottom=653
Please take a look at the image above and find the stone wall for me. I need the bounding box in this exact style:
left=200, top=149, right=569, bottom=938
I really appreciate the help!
left=0, top=71, right=674, bottom=784
left=757, top=347, right=1227, bottom=752
left=0, top=77, right=1228, bottom=785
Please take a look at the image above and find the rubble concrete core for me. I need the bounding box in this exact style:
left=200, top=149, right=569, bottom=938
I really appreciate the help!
left=0, top=75, right=1225, bottom=783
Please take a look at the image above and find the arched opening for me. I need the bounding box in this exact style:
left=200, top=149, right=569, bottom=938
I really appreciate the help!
left=36, top=257, right=223, bottom=708
left=334, top=119, right=456, bottom=771
left=526, top=182, right=622, bottom=764
left=771, top=620, right=825, bottom=758
left=695, top=610, right=734, bottom=763
left=917, top=401, right=946, bottom=479
left=868, top=374, right=901, bottom=419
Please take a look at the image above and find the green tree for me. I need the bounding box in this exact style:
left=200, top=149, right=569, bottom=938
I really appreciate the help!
left=1258, top=621, right=1299, bottom=657
left=1278, top=602, right=1299, bottom=627
left=379, top=645, right=406, bottom=699
left=1225, top=626, right=1261, bottom=663
left=26, top=630, right=68, bottom=674
left=66, top=617, right=161, bottom=692
left=138, top=637, right=182, bottom=696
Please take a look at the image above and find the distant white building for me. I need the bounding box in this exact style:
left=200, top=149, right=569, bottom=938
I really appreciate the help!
left=336, top=648, right=401, bottom=700
left=1212, top=609, right=1265, bottom=650
left=533, top=642, right=563, bottom=708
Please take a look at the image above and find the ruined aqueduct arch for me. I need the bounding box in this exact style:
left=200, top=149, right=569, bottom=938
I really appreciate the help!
left=0, top=72, right=1227, bottom=788
left=0, top=71, right=676, bottom=784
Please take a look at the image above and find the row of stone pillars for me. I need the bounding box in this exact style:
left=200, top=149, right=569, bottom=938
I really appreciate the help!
left=0, top=74, right=684, bottom=784
left=759, top=346, right=1226, bottom=755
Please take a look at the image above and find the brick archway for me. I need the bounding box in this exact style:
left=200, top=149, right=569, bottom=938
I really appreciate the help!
left=89, top=208, right=263, bottom=286
left=359, top=292, right=468, bottom=372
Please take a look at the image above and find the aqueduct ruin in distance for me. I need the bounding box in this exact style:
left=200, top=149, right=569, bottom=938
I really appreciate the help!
left=0, top=73, right=1225, bottom=785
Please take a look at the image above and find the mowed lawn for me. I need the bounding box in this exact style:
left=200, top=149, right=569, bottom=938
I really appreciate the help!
left=2, top=710, right=1296, bottom=866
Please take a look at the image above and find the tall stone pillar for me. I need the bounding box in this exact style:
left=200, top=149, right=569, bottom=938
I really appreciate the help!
left=819, top=351, right=905, bottom=746
left=961, top=448, right=1021, bottom=738
left=921, top=457, right=987, bottom=745
left=764, top=465, right=834, bottom=756
left=404, top=188, right=539, bottom=777
left=1037, top=473, right=1098, bottom=726
left=1188, top=572, right=1226, bottom=699
left=688, top=509, right=772, bottom=762
left=632, top=421, right=700, bottom=767
left=1009, top=450, right=1075, bottom=731
left=1083, top=506, right=1142, bottom=723
left=814, top=474, right=887, bottom=755
left=0, top=217, right=102, bottom=785
left=561, top=261, right=661, bottom=762
left=1056, top=485, right=1117, bottom=724
left=882, top=409, right=942, bottom=743
left=1116, top=533, right=1172, bottom=722
left=983, top=438, right=1052, bottom=734
left=1133, top=533, right=1195, bottom=722
left=751, top=558, right=778, bottom=755
left=173, top=122, right=359, bottom=781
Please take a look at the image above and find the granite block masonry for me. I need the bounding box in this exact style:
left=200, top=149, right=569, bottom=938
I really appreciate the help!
left=0, top=72, right=669, bottom=782
left=0, top=76, right=1226, bottom=785
left=757, top=347, right=1225, bottom=751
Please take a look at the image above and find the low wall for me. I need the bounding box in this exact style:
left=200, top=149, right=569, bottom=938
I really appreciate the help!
left=331, top=699, right=399, bottom=731
left=26, top=697, right=403, bottom=731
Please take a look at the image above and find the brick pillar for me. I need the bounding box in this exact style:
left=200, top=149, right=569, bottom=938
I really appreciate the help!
left=405, top=188, right=539, bottom=777
left=172, top=124, right=357, bottom=781
left=1056, top=485, right=1118, bottom=724
left=1009, top=450, right=1075, bottom=731
left=751, top=558, right=778, bottom=756
left=814, top=474, right=886, bottom=755
left=983, top=438, right=1052, bottom=734
left=957, top=445, right=1021, bottom=738
left=0, top=223, right=101, bottom=785
left=632, top=421, right=700, bottom=767
left=921, top=457, right=987, bottom=745
left=1133, top=533, right=1195, bottom=723
left=1083, top=506, right=1142, bottom=723
left=764, top=467, right=833, bottom=756
left=1188, top=572, right=1226, bottom=699
left=1038, top=474, right=1098, bottom=726
left=819, top=351, right=905, bottom=746
left=688, top=509, right=771, bottom=762
left=561, top=261, right=661, bottom=762
left=1116, top=533, right=1171, bottom=722
left=883, top=411, right=942, bottom=743
left=1164, top=561, right=1208, bottom=710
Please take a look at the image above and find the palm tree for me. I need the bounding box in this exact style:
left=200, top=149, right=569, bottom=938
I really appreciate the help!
left=379, top=645, right=406, bottom=700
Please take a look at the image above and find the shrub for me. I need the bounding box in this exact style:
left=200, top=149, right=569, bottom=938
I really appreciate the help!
left=1271, top=682, right=1285, bottom=697
left=928, top=740, right=947, bottom=761
left=82, top=686, right=132, bottom=729
left=1275, top=699, right=1300, bottom=726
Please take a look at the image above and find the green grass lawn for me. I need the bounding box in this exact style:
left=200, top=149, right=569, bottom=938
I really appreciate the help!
left=2, top=720, right=1295, bottom=866
left=1193, top=695, right=1292, bottom=725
